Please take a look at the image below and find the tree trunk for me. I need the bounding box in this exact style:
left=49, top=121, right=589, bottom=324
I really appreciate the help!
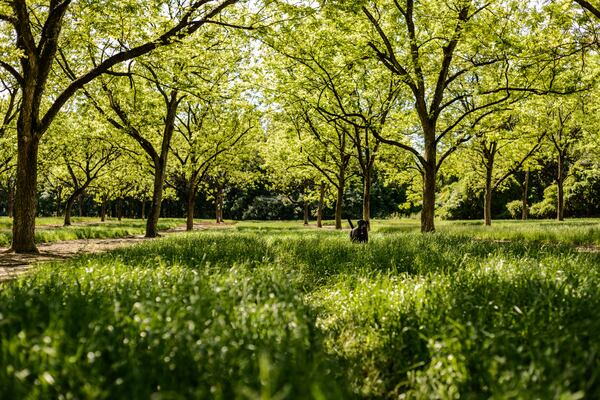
left=219, top=188, right=225, bottom=223
left=63, top=194, right=76, bottom=226
left=12, top=135, right=40, bottom=253
left=421, top=164, right=436, bottom=233
left=145, top=91, right=180, bottom=237
left=335, top=166, right=346, bottom=230
left=141, top=199, right=145, bottom=220
left=7, top=183, right=14, bottom=218
left=303, top=199, right=309, bottom=226
left=78, top=193, right=83, bottom=217
left=363, top=171, right=372, bottom=230
left=317, top=184, right=324, bottom=228
left=557, top=153, right=565, bottom=221
left=420, top=127, right=437, bottom=233
left=335, top=184, right=344, bottom=230
left=100, top=196, right=107, bottom=222
left=117, top=198, right=123, bottom=221
left=186, top=185, right=197, bottom=231
left=484, top=161, right=493, bottom=227
left=522, top=169, right=529, bottom=220
left=146, top=164, right=165, bottom=237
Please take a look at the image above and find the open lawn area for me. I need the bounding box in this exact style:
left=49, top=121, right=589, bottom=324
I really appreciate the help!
left=1, top=219, right=600, bottom=399
left=0, top=218, right=185, bottom=247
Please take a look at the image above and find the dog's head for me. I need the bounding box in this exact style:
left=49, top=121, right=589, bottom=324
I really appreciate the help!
left=357, top=220, right=368, bottom=230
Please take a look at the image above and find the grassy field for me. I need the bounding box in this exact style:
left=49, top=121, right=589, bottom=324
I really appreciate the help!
left=1, top=219, right=600, bottom=399
left=0, top=217, right=184, bottom=247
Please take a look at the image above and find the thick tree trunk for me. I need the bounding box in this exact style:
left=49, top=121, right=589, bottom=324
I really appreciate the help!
left=12, top=135, right=40, bottom=253
left=317, top=184, right=324, bottom=228
left=186, top=186, right=197, bottom=231
left=522, top=169, right=529, bottom=220
left=303, top=199, right=309, bottom=226
left=557, top=154, right=565, bottom=221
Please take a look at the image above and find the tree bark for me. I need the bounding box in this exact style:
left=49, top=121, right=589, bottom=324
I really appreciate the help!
left=335, top=164, right=346, bottom=230
left=100, top=196, right=107, bottom=222
left=522, top=169, right=529, bottom=220
left=335, top=184, right=344, bottom=230
left=557, top=153, right=565, bottom=221
left=483, top=150, right=495, bottom=227
left=7, top=183, right=14, bottom=218
left=218, top=188, right=225, bottom=223
left=78, top=193, right=83, bottom=217
left=186, top=185, right=197, bottom=231
left=303, top=199, right=309, bottom=226
left=12, top=135, right=40, bottom=253
left=145, top=91, right=180, bottom=237
left=146, top=164, right=165, bottom=236
left=363, top=171, right=372, bottom=229
left=421, top=131, right=437, bottom=233
left=64, top=194, right=76, bottom=226
left=117, top=198, right=123, bottom=221
left=317, top=184, right=324, bottom=228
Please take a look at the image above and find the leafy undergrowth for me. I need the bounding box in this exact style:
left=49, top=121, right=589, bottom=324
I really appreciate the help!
left=0, top=218, right=184, bottom=247
left=1, top=222, right=600, bottom=398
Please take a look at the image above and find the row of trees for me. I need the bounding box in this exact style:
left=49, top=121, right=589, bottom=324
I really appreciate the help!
left=1, top=0, right=600, bottom=252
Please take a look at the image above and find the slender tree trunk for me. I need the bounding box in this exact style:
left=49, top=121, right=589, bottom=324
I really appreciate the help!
left=335, top=165, right=346, bottom=230
left=335, top=184, right=344, bottom=230
left=363, top=170, right=372, bottom=229
left=522, top=169, right=529, bottom=220
left=557, top=153, right=565, bottom=221
left=117, top=198, right=123, bottom=221
left=63, top=194, right=76, bottom=226
left=141, top=199, right=145, bottom=220
left=317, top=184, right=324, bottom=228
left=484, top=160, right=494, bottom=227
left=146, top=164, right=165, bottom=237
left=100, top=196, right=107, bottom=222
left=12, top=134, right=40, bottom=253
left=421, top=165, right=436, bottom=233
left=421, top=128, right=437, bottom=233
left=7, top=183, right=14, bottom=218
left=78, top=193, right=83, bottom=217
left=303, top=199, right=309, bottom=226
left=219, top=188, right=225, bottom=223
left=55, top=187, right=62, bottom=217
left=146, top=91, right=180, bottom=237
left=186, top=185, right=197, bottom=231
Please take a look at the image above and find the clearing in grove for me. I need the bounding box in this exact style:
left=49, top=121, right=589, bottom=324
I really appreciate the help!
left=1, top=219, right=599, bottom=399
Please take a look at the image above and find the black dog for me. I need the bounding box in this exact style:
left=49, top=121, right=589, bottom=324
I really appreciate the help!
left=348, top=219, right=369, bottom=243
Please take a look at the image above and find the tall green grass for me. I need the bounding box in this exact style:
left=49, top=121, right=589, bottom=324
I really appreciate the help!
left=1, top=221, right=600, bottom=398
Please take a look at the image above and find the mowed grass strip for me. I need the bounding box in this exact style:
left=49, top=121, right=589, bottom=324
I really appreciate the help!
left=1, top=222, right=600, bottom=399
left=0, top=218, right=184, bottom=247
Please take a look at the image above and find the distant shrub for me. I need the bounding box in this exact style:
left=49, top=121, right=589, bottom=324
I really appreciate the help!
left=241, top=196, right=299, bottom=220
left=506, top=200, right=522, bottom=219
left=530, top=185, right=557, bottom=219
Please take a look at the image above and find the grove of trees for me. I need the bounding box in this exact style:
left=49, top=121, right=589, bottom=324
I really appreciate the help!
left=1, top=0, right=600, bottom=252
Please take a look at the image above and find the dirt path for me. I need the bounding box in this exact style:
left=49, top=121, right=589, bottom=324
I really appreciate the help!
left=0, top=222, right=235, bottom=283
